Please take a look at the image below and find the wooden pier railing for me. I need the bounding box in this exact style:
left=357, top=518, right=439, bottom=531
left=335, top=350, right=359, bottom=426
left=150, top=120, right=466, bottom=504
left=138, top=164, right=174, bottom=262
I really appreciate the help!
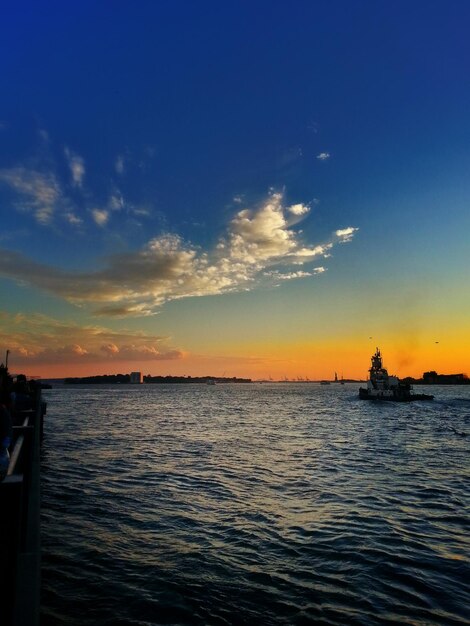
left=0, top=391, right=45, bottom=626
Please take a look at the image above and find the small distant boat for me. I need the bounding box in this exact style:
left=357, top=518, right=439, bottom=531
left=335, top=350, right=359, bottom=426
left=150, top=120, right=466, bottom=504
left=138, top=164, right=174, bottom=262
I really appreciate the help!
left=320, top=380, right=330, bottom=385
left=359, top=348, right=433, bottom=402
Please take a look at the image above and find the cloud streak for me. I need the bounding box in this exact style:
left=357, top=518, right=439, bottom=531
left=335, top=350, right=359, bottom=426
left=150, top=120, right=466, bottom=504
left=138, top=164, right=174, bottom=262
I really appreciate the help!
left=0, top=312, right=183, bottom=365
left=0, top=192, right=358, bottom=316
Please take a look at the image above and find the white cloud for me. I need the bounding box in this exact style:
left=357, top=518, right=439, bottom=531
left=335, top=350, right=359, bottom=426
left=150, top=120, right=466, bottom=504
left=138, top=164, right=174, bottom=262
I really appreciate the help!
left=285, top=202, right=311, bottom=227
left=335, top=227, right=359, bottom=242
left=287, top=203, right=310, bottom=216
left=226, top=193, right=298, bottom=263
left=0, top=192, right=358, bottom=316
left=92, top=209, right=109, bottom=226
left=316, top=152, right=331, bottom=161
left=64, top=147, right=85, bottom=187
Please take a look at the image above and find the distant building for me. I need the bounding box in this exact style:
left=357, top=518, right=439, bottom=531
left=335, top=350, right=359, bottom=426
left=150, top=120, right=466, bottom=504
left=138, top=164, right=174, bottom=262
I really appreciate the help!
left=130, top=371, right=143, bottom=384
left=422, top=371, right=469, bottom=385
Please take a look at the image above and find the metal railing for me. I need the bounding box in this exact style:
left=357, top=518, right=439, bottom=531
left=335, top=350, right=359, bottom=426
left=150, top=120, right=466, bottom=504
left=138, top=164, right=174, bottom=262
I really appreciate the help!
left=0, top=394, right=45, bottom=626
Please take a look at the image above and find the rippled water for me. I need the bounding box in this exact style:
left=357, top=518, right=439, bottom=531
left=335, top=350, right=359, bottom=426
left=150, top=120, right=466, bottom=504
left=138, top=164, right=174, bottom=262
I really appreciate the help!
left=40, top=383, right=469, bottom=625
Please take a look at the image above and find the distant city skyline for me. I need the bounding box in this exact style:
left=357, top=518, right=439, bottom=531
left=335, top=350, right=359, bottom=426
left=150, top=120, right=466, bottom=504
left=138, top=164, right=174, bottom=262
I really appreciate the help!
left=1, top=1, right=469, bottom=379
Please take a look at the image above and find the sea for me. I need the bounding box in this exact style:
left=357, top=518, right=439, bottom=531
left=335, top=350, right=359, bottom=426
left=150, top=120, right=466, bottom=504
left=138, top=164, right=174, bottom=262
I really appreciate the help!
left=40, top=383, right=469, bottom=626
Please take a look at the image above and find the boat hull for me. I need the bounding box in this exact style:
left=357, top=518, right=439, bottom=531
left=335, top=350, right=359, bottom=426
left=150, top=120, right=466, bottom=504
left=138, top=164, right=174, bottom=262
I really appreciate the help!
left=358, top=388, right=434, bottom=402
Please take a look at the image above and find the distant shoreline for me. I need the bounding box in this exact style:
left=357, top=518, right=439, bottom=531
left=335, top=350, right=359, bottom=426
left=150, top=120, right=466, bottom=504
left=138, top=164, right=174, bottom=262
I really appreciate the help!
left=40, top=376, right=469, bottom=386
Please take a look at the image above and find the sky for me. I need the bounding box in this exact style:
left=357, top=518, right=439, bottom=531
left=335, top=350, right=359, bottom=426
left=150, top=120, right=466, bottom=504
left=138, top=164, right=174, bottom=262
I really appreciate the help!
left=0, top=0, right=469, bottom=380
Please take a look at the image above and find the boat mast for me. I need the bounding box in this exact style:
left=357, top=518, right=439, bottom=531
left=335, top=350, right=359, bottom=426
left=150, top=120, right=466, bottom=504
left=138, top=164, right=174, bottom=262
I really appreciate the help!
left=370, top=347, right=382, bottom=372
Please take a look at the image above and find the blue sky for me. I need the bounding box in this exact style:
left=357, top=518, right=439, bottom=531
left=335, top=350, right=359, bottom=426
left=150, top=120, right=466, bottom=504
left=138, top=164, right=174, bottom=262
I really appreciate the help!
left=1, top=1, right=469, bottom=377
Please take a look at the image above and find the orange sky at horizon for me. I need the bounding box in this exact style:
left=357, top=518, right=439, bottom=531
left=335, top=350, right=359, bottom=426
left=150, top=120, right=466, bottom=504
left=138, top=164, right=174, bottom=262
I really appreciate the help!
left=7, top=335, right=468, bottom=381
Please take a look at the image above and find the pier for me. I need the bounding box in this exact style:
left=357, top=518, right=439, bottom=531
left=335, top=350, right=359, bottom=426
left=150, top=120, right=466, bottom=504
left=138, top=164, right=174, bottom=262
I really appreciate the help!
left=0, top=385, right=46, bottom=626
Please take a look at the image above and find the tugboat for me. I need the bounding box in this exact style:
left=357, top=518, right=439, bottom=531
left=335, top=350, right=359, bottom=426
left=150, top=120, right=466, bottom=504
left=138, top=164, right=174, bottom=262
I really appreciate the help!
left=359, top=348, right=433, bottom=402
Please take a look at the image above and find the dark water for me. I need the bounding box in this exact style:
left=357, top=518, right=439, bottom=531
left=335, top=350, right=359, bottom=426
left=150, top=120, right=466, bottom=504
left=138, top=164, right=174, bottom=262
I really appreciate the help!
left=40, top=383, right=469, bottom=625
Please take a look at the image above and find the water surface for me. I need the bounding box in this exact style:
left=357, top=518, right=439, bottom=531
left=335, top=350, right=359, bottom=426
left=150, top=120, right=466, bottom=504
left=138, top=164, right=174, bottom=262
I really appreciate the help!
left=41, top=383, right=469, bottom=625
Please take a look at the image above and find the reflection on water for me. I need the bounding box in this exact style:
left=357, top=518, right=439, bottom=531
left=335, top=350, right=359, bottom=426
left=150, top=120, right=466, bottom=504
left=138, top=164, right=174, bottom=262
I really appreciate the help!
left=41, top=384, right=469, bottom=625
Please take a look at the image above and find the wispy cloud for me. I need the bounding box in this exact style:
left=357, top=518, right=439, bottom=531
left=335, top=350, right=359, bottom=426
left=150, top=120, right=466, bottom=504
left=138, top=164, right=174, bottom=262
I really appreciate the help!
left=64, top=212, right=83, bottom=226
left=0, top=167, right=61, bottom=224
left=264, top=267, right=326, bottom=282
left=0, top=192, right=358, bottom=316
left=108, top=191, right=124, bottom=211
left=308, top=121, right=319, bottom=134
left=64, top=147, right=85, bottom=187
left=0, top=138, right=131, bottom=230
left=277, top=147, right=303, bottom=168
left=115, top=155, right=125, bottom=174
left=316, top=152, right=331, bottom=161
left=0, top=312, right=183, bottom=365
